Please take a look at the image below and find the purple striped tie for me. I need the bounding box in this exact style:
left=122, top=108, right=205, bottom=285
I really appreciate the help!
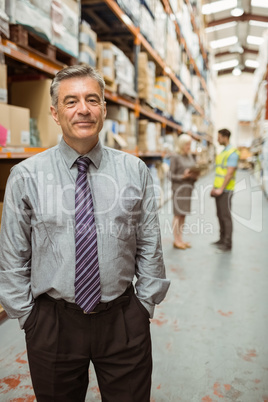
left=75, top=157, right=101, bottom=313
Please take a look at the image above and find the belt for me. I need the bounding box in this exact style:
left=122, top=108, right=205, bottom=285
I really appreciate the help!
left=41, top=284, right=133, bottom=315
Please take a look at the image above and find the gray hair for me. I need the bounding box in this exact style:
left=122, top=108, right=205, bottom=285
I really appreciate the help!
left=50, top=65, right=105, bottom=109
left=177, top=133, right=192, bottom=154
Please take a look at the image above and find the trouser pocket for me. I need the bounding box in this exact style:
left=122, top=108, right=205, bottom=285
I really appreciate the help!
left=24, top=301, right=39, bottom=342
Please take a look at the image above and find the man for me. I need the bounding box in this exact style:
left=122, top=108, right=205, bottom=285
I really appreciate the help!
left=211, top=128, right=240, bottom=251
left=0, top=65, right=170, bottom=401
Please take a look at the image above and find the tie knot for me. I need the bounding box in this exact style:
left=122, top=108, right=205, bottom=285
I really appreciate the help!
left=76, top=157, right=90, bottom=173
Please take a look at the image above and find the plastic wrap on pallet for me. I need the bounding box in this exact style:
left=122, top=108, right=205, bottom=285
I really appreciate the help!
left=62, top=0, right=79, bottom=37
left=138, top=120, right=161, bottom=154
left=154, top=0, right=166, bottom=60
left=79, top=44, right=96, bottom=67
left=180, top=63, right=192, bottom=90
left=30, top=0, right=51, bottom=15
left=138, top=52, right=156, bottom=107
left=0, top=14, right=9, bottom=37
left=99, top=119, right=119, bottom=148
left=166, top=16, right=181, bottom=75
left=0, top=0, right=5, bottom=12
left=51, top=0, right=79, bottom=58
left=140, top=4, right=155, bottom=48
left=116, top=0, right=140, bottom=26
left=177, top=3, right=200, bottom=61
left=79, top=21, right=97, bottom=67
left=114, top=46, right=136, bottom=98
left=0, top=0, right=9, bottom=36
left=140, top=0, right=155, bottom=18
left=169, top=0, right=178, bottom=13
left=5, top=0, right=15, bottom=23
left=154, top=76, right=172, bottom=113
left=97, top=42, right=116, bottom=84
left=172, top=95, right=188, bottom=125
left=79, top=21, right=97, bottom=52
left=12, top=0, right=52, bottom=42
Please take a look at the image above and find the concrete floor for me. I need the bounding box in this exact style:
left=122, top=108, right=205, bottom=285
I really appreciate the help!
left=0, top=170, right=267, bottom=401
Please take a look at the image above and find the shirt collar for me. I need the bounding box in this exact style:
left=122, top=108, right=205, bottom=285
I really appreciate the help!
left=59, top=138, right=103, bottom=169
left=224, top=144, right=231, bottom=151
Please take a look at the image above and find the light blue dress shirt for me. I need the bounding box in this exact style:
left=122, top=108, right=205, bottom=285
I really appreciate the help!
left=0, top=139, right=170, bottom=328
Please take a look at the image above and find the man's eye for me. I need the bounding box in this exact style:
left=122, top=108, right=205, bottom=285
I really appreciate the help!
left=88, top=99, right=99, bottom=105
left=66, top=100, right=76, bottom=107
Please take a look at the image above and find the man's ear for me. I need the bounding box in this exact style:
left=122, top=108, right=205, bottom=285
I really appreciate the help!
left=50, top=106, right=60, bottom=126
left=103, top=101, right=107, bottom=119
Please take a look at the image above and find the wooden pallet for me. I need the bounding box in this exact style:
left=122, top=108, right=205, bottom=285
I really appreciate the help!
left=9, top=24, right=77, bottom=67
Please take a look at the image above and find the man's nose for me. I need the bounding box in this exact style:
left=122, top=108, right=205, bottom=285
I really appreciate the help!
left=77, top=100, right=90, bottom=114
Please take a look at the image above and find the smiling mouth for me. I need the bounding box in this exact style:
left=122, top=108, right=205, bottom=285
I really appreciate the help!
left=74, top=121, right=95, bottom=126
left=75, top=121, right=95, bottom=124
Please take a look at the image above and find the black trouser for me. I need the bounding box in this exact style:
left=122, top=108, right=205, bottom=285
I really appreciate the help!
left=24, top=287, right=152, bottom=402
left=215, top=191, right=233, bottom=247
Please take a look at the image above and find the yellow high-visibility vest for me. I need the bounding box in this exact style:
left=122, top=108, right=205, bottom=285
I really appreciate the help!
left=214, top=147, right=240, bottom=191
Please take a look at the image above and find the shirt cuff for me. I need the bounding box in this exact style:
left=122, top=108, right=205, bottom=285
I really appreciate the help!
left=18, top=311, right=32, bottom=329
left=139, top=300, right=155, bottom=319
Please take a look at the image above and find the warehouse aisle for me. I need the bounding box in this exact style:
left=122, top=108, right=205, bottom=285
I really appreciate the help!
left=0, top=169, right=267, bottom=402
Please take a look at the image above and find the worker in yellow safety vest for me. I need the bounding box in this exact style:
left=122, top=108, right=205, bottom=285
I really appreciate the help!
left=210, top=128, right=240, bottom=252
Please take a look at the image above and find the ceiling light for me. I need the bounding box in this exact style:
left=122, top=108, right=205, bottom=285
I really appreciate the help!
left=251, top=0, right=268, bottom=8
left=205, top=22, right=237, bottom=34
left=249, top=20, right=268, bottom=28
left=202, top=0, right=237, bottom=15
left=210, top=36, right=238, bottom=49
left=245, top=59, right=259, bottom=68
left=247, top=35, right=265, bottom=45
left=232, top=67, right=242, bottom=76
left=212, top=59, right=239, bottom=71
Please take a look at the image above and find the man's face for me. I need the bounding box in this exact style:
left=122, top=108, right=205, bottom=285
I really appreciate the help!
left=51, top=76, right=107, bottom=150
left=218, top=133, right=227, bottom=146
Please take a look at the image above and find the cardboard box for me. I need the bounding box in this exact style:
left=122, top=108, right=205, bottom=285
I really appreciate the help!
left=11, top=79, right=62, bottom=147
left=79, top=21, right=97, bottom=51
left=154, top=76, right=172, bottom=112
left=9, top=105, right=30, bottom=146
left=0, top=103, right=10, bottom=146
left=138, top=53, right=155, bottom=106
left=99, top=119, right=118, bottom=148
left=0, top=103, right=30, bottom=146
left=106, top=106, right=129, bottom=122
left=51, top=0, right=79, bottom=57
left=97, top=42, right=116, bottom=84
left=114, top=47, right=136, bottom=97
left=79, top=43, right=96, bottom=67
left=0, top=64, right=7, bottom=104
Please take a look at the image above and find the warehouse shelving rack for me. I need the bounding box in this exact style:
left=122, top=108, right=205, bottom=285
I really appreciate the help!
left=1, top=0, right=213, bottom=161
left=0, top=0, right=214, bottom=321
left=252, top=65, right=268, bottom=195
left=89, top=0, right=210, bottom=116
left=81, top=0, right=213, bottom=155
